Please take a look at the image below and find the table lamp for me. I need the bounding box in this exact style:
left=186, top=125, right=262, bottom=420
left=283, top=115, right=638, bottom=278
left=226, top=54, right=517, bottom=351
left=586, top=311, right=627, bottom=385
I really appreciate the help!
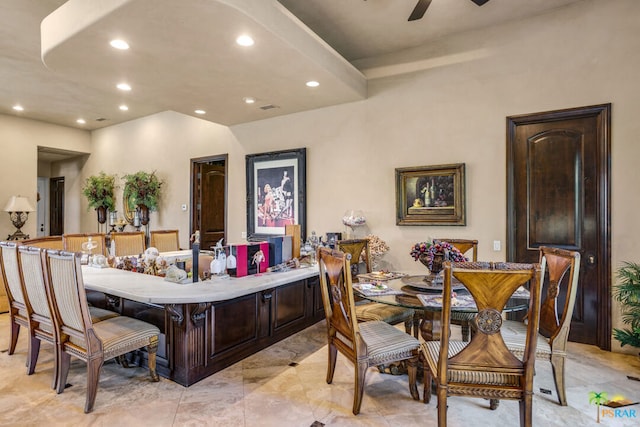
left=4, top=195, right=35, bottom=240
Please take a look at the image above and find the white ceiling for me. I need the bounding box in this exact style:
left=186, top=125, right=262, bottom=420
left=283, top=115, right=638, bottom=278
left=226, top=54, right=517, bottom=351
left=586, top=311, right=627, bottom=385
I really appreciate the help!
left=1, top=0, right=583, bottom=131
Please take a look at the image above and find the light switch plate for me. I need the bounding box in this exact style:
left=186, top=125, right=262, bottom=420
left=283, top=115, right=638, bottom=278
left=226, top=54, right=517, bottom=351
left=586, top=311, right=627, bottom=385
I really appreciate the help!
left=493, top=240, right=501, bottom=251
left=181, top=204, right=187, bottom=211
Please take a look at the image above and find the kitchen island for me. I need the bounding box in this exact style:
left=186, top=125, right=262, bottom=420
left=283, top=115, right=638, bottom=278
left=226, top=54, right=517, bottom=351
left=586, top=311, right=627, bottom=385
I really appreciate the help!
left=82, top=265, right=323, bottom=386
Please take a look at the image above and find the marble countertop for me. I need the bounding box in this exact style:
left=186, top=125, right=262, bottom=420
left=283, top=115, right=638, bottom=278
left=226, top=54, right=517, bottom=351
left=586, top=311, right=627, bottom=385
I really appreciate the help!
left=81, top=265, right=319, bottom=305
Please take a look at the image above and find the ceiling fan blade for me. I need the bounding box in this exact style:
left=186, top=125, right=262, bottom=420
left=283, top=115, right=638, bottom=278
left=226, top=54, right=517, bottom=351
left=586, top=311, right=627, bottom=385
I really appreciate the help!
left=470, top=0, right=490, bottom=5
left=408, top=0, right=432, bottom=21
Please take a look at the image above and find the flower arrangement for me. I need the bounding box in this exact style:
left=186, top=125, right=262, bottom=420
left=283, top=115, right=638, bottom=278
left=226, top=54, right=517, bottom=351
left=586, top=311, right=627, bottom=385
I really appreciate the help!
left=82, top=171, right=117, bottom=211
left=410, top=239, right=468, bottom=271
left=122, top=170, right=164, bottom=212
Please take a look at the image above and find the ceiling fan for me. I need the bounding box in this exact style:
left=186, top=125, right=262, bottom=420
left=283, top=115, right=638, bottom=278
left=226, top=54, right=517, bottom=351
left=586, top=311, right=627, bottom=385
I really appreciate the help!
left=408, top=0, right=491, bottom=21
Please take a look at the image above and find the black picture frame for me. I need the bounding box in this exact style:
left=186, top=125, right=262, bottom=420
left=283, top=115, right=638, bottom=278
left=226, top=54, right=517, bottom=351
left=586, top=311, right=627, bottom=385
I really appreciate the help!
left=246, top=148, right=306, bottom=241
left=395, top=163, right=466, bottom=226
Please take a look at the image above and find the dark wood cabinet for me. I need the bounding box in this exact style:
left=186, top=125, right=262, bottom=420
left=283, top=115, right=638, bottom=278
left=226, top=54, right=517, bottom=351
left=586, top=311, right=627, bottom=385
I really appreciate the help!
left=113, top=274, right=325, bottom=386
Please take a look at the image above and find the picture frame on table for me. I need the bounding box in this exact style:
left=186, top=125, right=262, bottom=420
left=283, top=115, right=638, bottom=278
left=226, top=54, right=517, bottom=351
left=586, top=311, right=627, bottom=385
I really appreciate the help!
left=395, top=163, right=466, bottom=226
left=246, top=148, right=306, bottom=241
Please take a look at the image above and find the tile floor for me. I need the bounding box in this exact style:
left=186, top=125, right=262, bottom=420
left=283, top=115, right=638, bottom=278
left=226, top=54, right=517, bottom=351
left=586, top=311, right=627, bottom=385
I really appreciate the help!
left=1, top=313, right=639, bottom=426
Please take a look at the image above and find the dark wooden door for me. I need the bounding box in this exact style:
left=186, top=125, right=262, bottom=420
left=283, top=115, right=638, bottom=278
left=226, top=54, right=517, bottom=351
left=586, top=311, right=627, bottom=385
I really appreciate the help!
left=507, top=104, right=611, bottom=350
left=191, top=156, right=227, bottom=251
left=49, top=177, right=64, bottom=235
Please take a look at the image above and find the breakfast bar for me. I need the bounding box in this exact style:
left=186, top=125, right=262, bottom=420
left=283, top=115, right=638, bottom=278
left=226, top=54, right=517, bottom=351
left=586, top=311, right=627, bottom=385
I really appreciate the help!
left=82, top=265, right=323, bottom=386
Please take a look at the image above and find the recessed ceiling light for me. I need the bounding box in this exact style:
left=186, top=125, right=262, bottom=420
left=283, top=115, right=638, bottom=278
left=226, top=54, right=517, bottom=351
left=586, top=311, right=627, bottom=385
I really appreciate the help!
left=194, top=109, right=206, bottom=115
left=243, top=97, right=256, bottom=104
left=119, top=105, right=129, bottom=111
left=110, top=39, right=129, bottom=50
left=236, top=35, right=254, bottom=47
left=76, top=118, right=86, bottom=124
left=306, top=80, right=320, bottom=88
left=117, top=83, right=131, bottom=91
left=12, top=105, right=24, bottom=111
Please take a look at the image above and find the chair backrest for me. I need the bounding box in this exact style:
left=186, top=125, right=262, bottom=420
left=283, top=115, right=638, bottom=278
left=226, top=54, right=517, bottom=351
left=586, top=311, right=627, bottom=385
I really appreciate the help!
left=43, top=251, right=94, bottom=352
left=111, top=232, right=146, bottom=257
left=439, top=261, right=543, bottom=383
left=538, top=246, right=581, bottom=347
left=18, top=246, right=53, bottom=325
left=337, top=238, right=372, bottom=275
left=317, top=247, right=359, bottom=358
left=21, top=236, right=64, bottom=250
left=435, top=238, right=478, bottom=261
left=63, top=233, right=108, bottom=256
left=149, top=229, right=180, bottom=252
left=0, top=241, right=26, bottom=306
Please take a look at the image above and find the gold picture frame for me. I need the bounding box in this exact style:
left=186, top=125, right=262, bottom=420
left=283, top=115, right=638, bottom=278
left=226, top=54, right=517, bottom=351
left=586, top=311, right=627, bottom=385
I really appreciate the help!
left=122, top=184, right=137, bottom=225
left=395, top=163, right=466, bottom=226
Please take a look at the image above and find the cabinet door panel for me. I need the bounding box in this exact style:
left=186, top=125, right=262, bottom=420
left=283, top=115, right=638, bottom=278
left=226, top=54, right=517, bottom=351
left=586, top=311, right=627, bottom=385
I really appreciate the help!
left=274, top=280, right=305, bottom=330
left=213, top=294, right=258, bottom=354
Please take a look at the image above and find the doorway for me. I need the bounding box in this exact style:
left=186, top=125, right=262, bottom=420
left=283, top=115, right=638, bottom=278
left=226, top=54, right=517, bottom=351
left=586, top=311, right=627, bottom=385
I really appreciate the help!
left=506, top=104, right=611, bottom=350
left=49, top=176, right=65, bottom=236
left=191, top=155, right=227, bottom=251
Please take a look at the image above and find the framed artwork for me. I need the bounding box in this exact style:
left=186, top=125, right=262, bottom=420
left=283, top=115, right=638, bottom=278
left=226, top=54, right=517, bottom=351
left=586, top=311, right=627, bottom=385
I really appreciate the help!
left=246, top=148, right=306, bottom=241
left=395, top=163, right=466, bottom=226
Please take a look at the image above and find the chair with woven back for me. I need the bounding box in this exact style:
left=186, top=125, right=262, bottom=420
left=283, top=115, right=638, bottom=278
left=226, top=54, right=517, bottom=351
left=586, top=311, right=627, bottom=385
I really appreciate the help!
left=423, top=261, right=544, bottom=427
left=502, top=246, right=581, bottom=406
left=12, top=245, right=119, bottom=387
left=317, top=246, right=423, bottom=415
left=435, top=238, right=478, bottom=341
left=337, top=238, right=415, bottom=335
left=63, top=233, right=108, bottom=256
left=111, top=231, right=146, bottom=256
left=43, top=250, right=160, bottom=413
left=0, top=241, right=29, bottom=357
left=21, top=236, right=64, bottom=250
left=149, top=229, right=180, bottom=252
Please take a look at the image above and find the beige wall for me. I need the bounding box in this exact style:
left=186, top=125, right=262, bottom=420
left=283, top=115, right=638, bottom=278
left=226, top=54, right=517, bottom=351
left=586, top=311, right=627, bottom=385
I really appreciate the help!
left=2, top=0, right=638, bottom=352
left=0, top=114, right=91, bottom=239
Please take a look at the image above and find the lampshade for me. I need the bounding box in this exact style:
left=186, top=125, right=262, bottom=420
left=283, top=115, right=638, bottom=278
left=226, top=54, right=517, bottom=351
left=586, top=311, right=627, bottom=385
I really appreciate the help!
left=4, top=196, right=35, bottom=212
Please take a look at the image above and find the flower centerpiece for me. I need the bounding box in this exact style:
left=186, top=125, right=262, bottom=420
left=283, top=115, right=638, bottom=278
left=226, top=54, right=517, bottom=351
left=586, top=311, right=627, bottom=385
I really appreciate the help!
left=82, top=172, right=117, bottom=224
left=410, top=239, right=468, bottom=274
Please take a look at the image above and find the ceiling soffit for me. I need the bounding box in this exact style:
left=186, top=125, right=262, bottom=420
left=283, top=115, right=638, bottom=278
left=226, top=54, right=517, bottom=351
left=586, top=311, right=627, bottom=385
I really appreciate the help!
left=41, top=0, right=367, bottom=126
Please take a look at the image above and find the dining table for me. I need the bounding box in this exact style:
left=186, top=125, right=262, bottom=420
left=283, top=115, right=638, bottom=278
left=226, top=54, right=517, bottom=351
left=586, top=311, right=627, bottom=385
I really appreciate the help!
left=353, top=271, right=531, bottom=341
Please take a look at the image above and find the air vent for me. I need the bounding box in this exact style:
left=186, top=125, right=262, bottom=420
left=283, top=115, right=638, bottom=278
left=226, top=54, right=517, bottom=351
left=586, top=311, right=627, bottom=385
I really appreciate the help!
left=259, top=104, right=280, bottom=111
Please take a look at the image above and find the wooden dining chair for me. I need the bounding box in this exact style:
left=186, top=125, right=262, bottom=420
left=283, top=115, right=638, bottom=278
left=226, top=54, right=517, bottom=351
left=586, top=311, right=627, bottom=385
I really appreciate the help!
left=435, top=238, right=478, bottom=341
left=502, top=246, right=581, bottom=406
left=63, top=233, right=108, bottom=256
left=17, top=246, right=120, bottom=385
left=337, top=239, right=415, bottom=335
left=21, top=236, right=64, bottom=250
left=149, top=229, right=180, bottom=252
left=43, top=250, right=160, bottom=413
left=317, top=246, right=423, bottom=415
left=423, top=261, right=544, bottom=427
left=0, top=241, right=29, bottom=356
left=111, top=231, right=146, bottom=256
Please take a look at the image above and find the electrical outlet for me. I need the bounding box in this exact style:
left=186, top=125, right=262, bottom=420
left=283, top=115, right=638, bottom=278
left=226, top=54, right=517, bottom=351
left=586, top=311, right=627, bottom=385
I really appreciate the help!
left=493, top=240, right=501, bottom=251
left=241, top=231, right=247, bottom=239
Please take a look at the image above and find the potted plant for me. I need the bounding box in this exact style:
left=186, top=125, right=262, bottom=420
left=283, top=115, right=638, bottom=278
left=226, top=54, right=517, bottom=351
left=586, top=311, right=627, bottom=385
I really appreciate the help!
left=122, top=171, right=164, bottom=225
left=613, top=262, right=640, bottom=349
left=82, top=172, right=117, bottom=223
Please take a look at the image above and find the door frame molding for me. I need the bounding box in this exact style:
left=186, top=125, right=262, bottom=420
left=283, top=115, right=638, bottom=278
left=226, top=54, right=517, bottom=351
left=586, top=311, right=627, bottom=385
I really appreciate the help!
left=506, top=103, right=611, bottom=350
left=190, top=154, right=228, bottom=246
